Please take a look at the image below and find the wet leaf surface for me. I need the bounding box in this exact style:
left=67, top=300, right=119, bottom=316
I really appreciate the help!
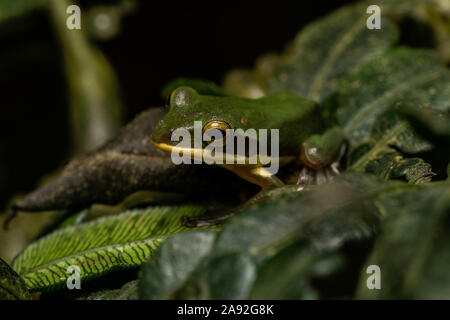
left=270, top=3, right=398, bottom=102
left=0, top=257, right=30, bottom=300
left=12, top=205, right=208, bottom=292
left=356, top=181, right=450, bottom=299
left=3, top=2, right=449, bottom=300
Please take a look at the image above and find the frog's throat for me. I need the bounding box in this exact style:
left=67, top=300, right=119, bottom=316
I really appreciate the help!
left=151, top=140, right=294, bottom=166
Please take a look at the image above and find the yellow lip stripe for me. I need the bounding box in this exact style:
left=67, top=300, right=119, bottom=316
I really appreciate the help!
left=151, top=140, right=292, bottom=166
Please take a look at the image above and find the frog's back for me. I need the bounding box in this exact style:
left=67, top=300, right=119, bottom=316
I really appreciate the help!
left=242, top=92, right=324, bottom=155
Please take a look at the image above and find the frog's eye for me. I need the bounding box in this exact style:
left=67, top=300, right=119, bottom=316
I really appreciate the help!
left=166, top=88, right=193, bottom=108
left=202, top=120, right=231, bottom=146
left=165, top=90, right=176, bottom=108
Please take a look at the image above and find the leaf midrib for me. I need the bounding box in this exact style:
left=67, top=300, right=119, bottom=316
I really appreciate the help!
left=249, top=182, right=431, bottom=259
left=350, top=121, right=406, bottom=171
left=20, top=236, right=166, bottom=278
left=13, top=206, right=203, bottom=274
left=307, top=14, right=367, bottom=101
left=343, top=70, right=441, bottom=134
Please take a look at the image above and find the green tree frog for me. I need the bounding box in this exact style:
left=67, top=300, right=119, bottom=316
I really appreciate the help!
left=151, top=86, right=346, bottom=189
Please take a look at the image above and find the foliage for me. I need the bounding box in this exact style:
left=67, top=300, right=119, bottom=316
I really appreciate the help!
left=12, top=205, right=208, bottom=292
left=0, top=257, right=30, bottom=300
left=1, top=1, right=449, bottom=300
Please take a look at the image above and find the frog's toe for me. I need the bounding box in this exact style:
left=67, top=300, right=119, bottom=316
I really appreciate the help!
left=296, top=163, right=340, bottom=185
left=297, top=166, right=315, bottom=185
left=181, top=213, right=232, bottom=228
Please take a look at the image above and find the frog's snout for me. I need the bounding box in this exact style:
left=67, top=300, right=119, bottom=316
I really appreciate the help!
left=151, top=118, right=174, bottom=145
left=151, top=129, right=173, bottom=145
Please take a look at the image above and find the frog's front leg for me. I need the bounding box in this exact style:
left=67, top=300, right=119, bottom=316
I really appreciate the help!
left=298, top=127, right=346, bottom=185
left=181, top=165, right=284, bottom=228
left=226, top=165, right=284, bottom=189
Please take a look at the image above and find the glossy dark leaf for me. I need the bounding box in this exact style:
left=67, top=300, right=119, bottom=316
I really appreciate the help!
left=356, top=181, right=450, bottom=299
left=324, top=48, right=450, bottom=181
left=0, top=257, right=30, bottom=300
left=398, top=105, right=450, bottom=160
left=349, top=108, right=434, bottom=183
left=212, top=173, right=390, bottom=262
left=325, top=48, right=450, bottom=146
left=171, top=173, right=411, bottom=299
left=139, top=230, right=217, bottom=300
left=270, top=3, right=398, bottom=102
left=178, top=252, right=257, bottom=300
left=249, top=242, right=343, bottom=299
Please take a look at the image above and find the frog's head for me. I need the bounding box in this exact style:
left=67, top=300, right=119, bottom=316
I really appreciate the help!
left=151, top=86, right=249, bottom=160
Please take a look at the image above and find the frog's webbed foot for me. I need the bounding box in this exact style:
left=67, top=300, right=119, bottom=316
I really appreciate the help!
left=297, top=162, right=340, bottom=185
left=297, top=126, right=347, bottom=185
left=297, top=141, right=346, bottom=185
left=181, top=212, right=234, bottom=228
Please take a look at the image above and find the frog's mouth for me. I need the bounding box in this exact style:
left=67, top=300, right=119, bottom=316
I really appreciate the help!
left=151, top=139, right=291, bottom=167
left=151, top=140, right=250, bottom=164
left=151, top=140, right=203, bottom=161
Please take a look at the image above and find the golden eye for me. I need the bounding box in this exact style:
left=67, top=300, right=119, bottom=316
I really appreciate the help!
left=165, top=90, right=176, bottom=108
left=203, top=120, right=231, bottom=133
left=202, top=120, right=231, bottom=146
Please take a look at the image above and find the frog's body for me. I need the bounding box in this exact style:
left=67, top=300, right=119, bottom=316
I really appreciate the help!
left=4, top=86, right=346, bottom=230
left=152, top=87, right=345, bottom=189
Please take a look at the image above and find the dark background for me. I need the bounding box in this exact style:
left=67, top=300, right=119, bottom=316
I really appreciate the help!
left=0, top=1, right=358, bottom=210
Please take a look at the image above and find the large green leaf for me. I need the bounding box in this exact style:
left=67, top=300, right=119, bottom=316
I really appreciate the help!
left=349, top=108, right=434, bottom=183
left=140, top=173, right=449, bottom=299
left=326, top=48, right=450, bottom=146
left=178, top=252, right=257, bottom=300
left=146, top=173, right=424, bottom=299
left=356, top=181, right=450, bottom=299
left=0, top=257, right=30, bottom=300
left=4, top=0, right=449, bottom=301
left=211, top=173, right=390, bottom=262
left=139, top=230, right=217, bottom=300
left=398, top=106, right=450, bottom=161
left=269, top=3, right=398, bottom=102
left=138, top=187, right=318, bottom=300
left=371, top=0, right=450, bottom=63
left=323, top=48, right=450, bottom=181
left=12, top=205, right=207, bottom=292
left=249, top=243, right=343, bottom=300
